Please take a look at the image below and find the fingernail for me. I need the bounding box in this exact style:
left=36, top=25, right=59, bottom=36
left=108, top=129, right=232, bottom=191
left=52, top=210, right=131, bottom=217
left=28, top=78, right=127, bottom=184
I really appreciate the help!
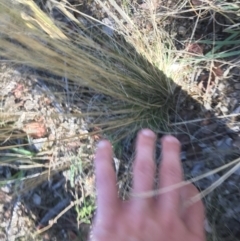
left=141, top=129, right=156, bottom=138
left=162, top=135, right=179, bottom=144
left=97, top=140, right=108, bottom=149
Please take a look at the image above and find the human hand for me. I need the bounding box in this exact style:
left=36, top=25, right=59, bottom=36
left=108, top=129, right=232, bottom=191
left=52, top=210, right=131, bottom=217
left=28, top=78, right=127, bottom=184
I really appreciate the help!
left=90, top=129, right=205, bottom=241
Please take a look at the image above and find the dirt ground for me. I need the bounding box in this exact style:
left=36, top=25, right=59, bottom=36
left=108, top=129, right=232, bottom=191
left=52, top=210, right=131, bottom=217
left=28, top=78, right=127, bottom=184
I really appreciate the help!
left=0, top=64, right=96, bottom=240
left=1, top=0, right=240, bottom=241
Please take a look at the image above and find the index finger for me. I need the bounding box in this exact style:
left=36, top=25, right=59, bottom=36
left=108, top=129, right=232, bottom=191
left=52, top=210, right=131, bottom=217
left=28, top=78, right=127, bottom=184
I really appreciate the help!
left=158, top=135, right=183, bottom=214
left=94, top=140, right=119, bottom=219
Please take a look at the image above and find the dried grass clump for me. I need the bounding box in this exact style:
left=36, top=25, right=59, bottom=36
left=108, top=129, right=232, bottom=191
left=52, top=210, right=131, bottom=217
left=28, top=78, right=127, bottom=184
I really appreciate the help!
left=0, top=0, right=183, bottom=142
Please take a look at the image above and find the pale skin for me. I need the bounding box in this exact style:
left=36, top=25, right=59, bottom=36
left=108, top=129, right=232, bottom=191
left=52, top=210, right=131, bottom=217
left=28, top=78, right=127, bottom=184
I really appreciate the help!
left=90, top=129, right=206, bottom=241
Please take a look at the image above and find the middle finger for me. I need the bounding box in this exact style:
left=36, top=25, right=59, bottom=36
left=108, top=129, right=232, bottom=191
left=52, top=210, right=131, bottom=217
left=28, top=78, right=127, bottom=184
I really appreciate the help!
left=132, top=129, right=156, bottom=198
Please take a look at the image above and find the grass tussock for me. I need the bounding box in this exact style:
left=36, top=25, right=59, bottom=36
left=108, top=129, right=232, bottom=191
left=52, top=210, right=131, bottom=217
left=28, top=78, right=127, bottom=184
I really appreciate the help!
left=1, top=0, right=240, bottom=240
left=0, top=0, right=183, bottom=143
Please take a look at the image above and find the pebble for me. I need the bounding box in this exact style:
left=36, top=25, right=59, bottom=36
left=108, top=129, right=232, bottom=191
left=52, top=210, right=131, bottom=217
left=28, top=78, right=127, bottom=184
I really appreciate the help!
left=52, top=178, right=65, bottom=190
left=191, top=162, right=205, bottom=176
left=5, top=168, right=11, bottom=178
left=232, top=106, right=240, bottom=114
left=233, top=138, right=240, bottom=149
left=225, top=137, right=233, bottom=147
left=32, top=138, right=47, bottom=151
left=218, top=82, right=225, bottom=91
left=186, top=143, right=203, bottom=160
left=234, top=83, right=240, bottom=90
left=180, top=151, right=186, bottom=160
left=229, top=125, right=240, bottom=132
left=178, top=26, right=187, bottom=36
left=32, top=193, right=41, bottom=205
left=201, top=123, right=218, bottom=134
left=24, top=99, right=36, bottom=111
left=214, top=137, right=232, bottom=151
left=102, top=18, right=115, bottom=37
left=233, top=166, right=240, bottom=176
left=204, top=102, right=212, bottom=110
left=198, top=143, right=207, bottom=148
left=214, top=139, right=224, bottom=147
left=220, top=105, right=229, bottom=114
left=1, top=184, right=11, bottom=194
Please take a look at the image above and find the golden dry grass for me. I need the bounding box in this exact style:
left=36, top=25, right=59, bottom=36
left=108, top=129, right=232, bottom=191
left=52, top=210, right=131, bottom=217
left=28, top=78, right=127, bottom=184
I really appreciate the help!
left=1, top=0, right=240, bottom=240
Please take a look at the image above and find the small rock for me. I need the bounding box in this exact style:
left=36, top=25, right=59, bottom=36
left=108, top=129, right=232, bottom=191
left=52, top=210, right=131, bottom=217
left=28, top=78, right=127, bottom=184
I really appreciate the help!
left=4, top=95, right=16, bottom=111
left=191, top=162, right=205, bottom=176
left=1, top=184, right=11, bottom=194
left=24, top=99, right=37, bottom=111
left=214, top=139, right=224, bottom=147
left=180, top=151, right=186, bottom=160
left=233, top=138, right=240, bottom=149
left=204, top=102, right=212, bottom=110
left=229, top=125, right=240, bottom=132
left=234, top=83, right=240, bottom=90
left=201, top=123, right=218, bottom=135
left=198, top=143, right=207, bottom=148
left=32, top=138, right=47, bottom=151
left=218, top=82, right=225, bottom=91
left=220, top=105, right=228, bottom=114
left=225, top=137, right=233, bottom=146
left=215, top=137, right=232, bottom=150
left=232, top=106, right=240, bottom=114
left=186, top=143, right=202, bottom=160
left=23, top=121, right=47, bottom=138
left=178, top=26, right=187, bottom=36
left=52, top=178, right=65, bottom=190
left=5, top=167, right=11, bottom=178
left=233, top=166, right=240, bottom=176
left=102, top=18, right=115, bottom=37
left=32, top=193, right=41, bottom=205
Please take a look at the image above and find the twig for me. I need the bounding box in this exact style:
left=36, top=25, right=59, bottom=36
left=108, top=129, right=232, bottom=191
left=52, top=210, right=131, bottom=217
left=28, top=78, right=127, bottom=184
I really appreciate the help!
left=35, top=197, right=83, bottom=236
left=131, top=156, right=240, bottom=199
left=169, top=112, right=240, bottom=126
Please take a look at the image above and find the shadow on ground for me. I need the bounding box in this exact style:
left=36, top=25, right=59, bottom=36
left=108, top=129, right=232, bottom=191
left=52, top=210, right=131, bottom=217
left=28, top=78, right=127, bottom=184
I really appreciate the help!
left=1, top=2, right=240, bottom=240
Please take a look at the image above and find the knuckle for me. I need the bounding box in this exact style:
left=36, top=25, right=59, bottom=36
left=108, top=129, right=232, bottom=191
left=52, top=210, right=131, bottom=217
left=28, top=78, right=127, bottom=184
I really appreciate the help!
left=161, top=215, right=177, bottom=230
left=134, top=159, right=154, bottom=175
left=133, top=219, right=145, bottom=231
left=162, top=164, right=180, bottom=179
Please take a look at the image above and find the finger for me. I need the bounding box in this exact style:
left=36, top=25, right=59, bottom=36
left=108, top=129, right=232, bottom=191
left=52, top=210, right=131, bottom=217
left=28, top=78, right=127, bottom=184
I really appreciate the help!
left=132, top=129, right=156, bottom=197
left=95, top=140, right=119, bottom=219
left=181, top=184, right=205, bottom=238
left=158, top=135, right=183, bottom=214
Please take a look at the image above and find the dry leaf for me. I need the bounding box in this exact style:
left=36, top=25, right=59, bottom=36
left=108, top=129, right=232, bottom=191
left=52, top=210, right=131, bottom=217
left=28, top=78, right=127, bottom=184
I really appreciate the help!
left=197, top=74, right=208, bottom=92
left=65, top=140, right=80, bottom=151
left=23, top=121, right=47, bottom=138
left=12, top=84, right=24, bottom=99
left=67, top=230, right=78, bottom=240
left=201, top=111, right=212, bottom=125
left=92, top=126, right=102, bottom=141
left=198, top=74, right=215, bottom=93
left=212, top=62, right=223, bottom=78
left=191, top=0, right=204, bottom=6
left=186, top=43, right=203, bottom=55
left=198, top=62, right=222, bottom=93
